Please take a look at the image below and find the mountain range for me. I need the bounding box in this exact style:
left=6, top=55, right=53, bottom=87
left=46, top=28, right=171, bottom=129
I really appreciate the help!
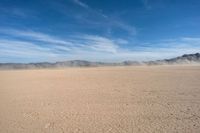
left=0, top=53, right=200, bottom=69
left=146, top=53, right=200, bottom=65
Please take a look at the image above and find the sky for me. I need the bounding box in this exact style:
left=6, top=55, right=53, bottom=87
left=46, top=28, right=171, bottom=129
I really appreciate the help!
left=0, top=0, right=200, bottom=63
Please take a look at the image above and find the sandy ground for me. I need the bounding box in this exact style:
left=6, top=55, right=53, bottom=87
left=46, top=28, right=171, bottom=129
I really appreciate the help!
left=0, top=66, right=200, bottom=133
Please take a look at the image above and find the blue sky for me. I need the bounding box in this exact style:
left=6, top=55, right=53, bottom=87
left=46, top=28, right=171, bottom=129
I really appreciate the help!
left=0, top=0, right=200, bottom=63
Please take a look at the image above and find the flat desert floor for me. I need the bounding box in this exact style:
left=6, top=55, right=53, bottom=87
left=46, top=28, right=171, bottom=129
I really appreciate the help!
left=0, top=66, right=200, bottom=133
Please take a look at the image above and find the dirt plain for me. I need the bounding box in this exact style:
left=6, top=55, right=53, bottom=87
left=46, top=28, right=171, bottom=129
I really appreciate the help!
left=0, top=65, right=200, bottom=133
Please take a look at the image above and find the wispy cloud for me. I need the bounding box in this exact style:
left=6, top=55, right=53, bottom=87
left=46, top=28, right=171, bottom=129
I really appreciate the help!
left=0, top=29, right=123, bottom=62
left=71, top=0, right=136, bottom=36
left=1, top=29, right=72, bottom=45
left=1, top=29, right=200, bottom=62
left=0, top=29, right=121, bottom=53
left=0, top=39, right=55, bottom=58
left=74, top=35, right=119, bottom=53
left=73, top=0, right=89, bottom=9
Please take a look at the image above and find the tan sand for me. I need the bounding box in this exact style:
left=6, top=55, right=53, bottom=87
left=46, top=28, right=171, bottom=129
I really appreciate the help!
left=0, top=66, right=200, bottom=133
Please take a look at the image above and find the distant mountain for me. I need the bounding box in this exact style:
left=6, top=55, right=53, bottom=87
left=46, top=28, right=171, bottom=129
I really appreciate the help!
left=147, top=53, right=200, bottom=65
left=0, top=53, right=199, bottom=69
left=0, top=60, right=120, bottom=70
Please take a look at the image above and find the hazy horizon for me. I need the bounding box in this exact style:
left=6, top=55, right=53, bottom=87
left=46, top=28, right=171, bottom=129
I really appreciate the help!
left=0, top=0, right=200, bottom=63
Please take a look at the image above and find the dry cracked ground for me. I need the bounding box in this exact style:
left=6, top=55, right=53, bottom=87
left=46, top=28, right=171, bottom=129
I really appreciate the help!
left=0, top=65, right=200, bottom=133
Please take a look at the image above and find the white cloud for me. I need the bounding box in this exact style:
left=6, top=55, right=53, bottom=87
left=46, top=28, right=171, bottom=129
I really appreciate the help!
left=71, top=0, right=136, bottom=36
left=1, top=29, right=121, bottom=53
left=111, top=20, right=137, bottom=36
left=73, top=0, right=89, bottom=9
left=0, top=39, right=56, bottom=57
left=2, top=29, right=72, bottom=45
left=79, top=35, right=119, bottom=53
left=1, top=29, right=200, bottom=62
left=0, top=30, right=124, bottom=62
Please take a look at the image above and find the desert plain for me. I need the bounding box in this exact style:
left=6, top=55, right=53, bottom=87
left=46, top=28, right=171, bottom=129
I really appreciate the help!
left=0, top=65, right=200, bottom=133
